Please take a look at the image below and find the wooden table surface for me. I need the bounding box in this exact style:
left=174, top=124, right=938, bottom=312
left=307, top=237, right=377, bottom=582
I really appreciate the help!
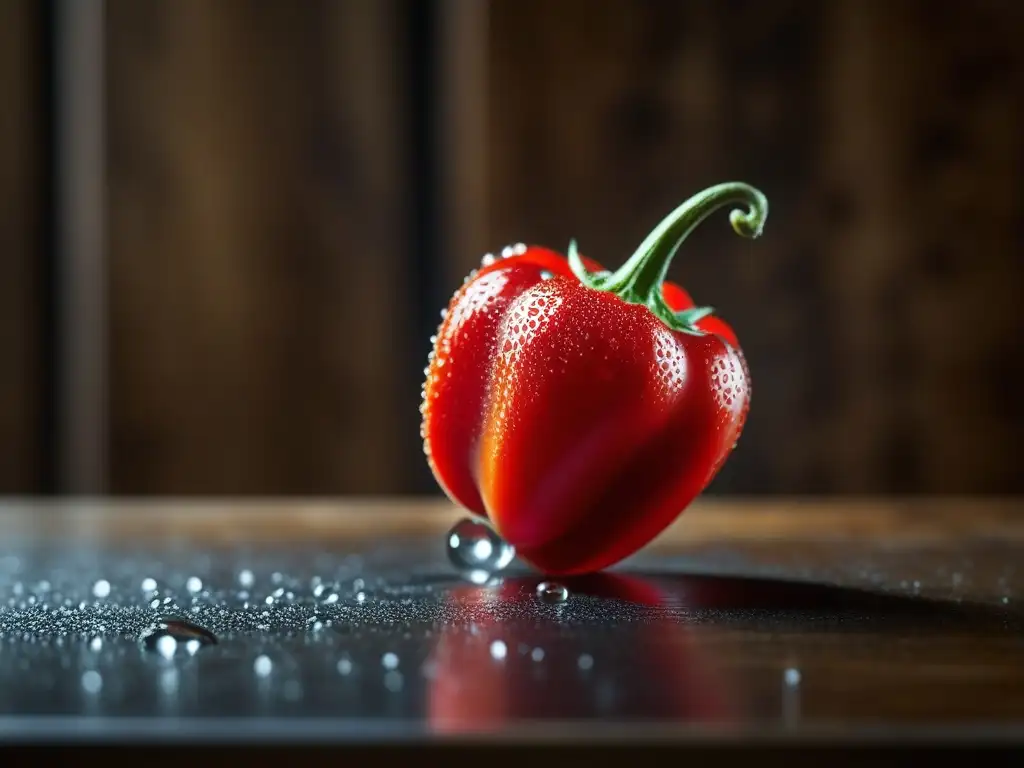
left=0, top=496, right=1022, bottom=755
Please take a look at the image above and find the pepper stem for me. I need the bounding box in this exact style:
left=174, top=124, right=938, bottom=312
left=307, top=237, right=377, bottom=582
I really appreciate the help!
left=568, top=182, right=768, bottom=333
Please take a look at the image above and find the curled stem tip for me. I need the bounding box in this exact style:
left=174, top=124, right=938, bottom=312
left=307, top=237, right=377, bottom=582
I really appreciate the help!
left=568, top=181, right=768, bottom=332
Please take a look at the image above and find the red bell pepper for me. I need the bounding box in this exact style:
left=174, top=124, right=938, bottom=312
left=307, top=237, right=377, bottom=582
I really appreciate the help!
left=422, top=182, right=768, bottom=575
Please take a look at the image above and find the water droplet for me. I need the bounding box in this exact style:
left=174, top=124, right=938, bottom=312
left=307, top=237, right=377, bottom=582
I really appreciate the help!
left=140, top=616, right=218, bottom=655
left=382, top=652, right=399, bottom=670
left=480, top=253, right=497, bottom=266
left=89, top=636, right=103, bottom=652
left=156, top=635, right=177, bottom=659
left=238, top=569, right=255, bottom=589
left=784, top=668, right=801, bottom=686
left=186, top=576, right=203, bottom=594
left=254, top=654, right=273, bottom=677
left=91, top=579, right=111, bottom=599
left=530, top=647, right=545, bottom=662
left=141, top=577, right=157, bottom=593
left=337, top=657, right=353, bottom=675
left=577, top=653, right=594, bottom=671
left=535, top=581, right=569, bottom=603
left=539, top=270, right=554, bottom=280
left=446, top=517, right=515, bottom=583
left=81, top=670, right=103, bottom=694
left=489, top=640, right=508, bottom=660
left=384, top=670, right=404, bottom=692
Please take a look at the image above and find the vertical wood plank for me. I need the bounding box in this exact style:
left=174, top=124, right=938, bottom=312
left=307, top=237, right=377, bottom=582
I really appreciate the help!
left=0, top=1, right=40, bottom=493
left=437, top=0, right=491, bottom=288
left=55, top=0, right=107, bottom=493
left=107, top=0, right=410, bottom=494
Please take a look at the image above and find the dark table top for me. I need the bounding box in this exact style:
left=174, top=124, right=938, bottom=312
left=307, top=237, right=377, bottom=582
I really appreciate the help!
left=0, top=496, right=1022, bottom=753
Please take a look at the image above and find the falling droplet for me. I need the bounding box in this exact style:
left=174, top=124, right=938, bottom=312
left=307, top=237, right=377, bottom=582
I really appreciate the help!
left=445, top=517, right=515, bottom=583
left=535, top=581, right=569, bottom=603
left=539, top=270, right=554, bottom=280
left=140, top=616, right=218, bottom=655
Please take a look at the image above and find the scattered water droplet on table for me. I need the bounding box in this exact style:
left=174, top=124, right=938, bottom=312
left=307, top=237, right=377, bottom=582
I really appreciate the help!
left=140, top=616, right=218, bottom=656
left=446, top=517, right=515, bottom=583
left=254, top=654, right=273, bottom=677
left=489, top=639, right=508, bottom=660
left=80, top=670, right=103, bottom=694
left=535, top=581, right=569, bottom=603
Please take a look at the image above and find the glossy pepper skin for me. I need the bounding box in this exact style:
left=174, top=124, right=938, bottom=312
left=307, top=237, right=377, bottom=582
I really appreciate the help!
left=422, top=183, right=768, bottom=575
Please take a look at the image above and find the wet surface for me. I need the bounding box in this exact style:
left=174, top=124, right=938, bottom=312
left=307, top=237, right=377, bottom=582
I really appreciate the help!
left=1, top=518, right=1023, bottom=741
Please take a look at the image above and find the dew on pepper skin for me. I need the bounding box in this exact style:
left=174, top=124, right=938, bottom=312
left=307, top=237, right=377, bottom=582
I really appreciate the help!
left=445, top=517, right=515, bottom=584
left=535, top=581, right=569, bottom=603
left=501, top=243, right=527, bottom=258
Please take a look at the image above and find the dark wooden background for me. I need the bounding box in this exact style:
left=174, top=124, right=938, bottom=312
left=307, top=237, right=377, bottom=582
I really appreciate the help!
left=0, top=0, right=1021, bottom=497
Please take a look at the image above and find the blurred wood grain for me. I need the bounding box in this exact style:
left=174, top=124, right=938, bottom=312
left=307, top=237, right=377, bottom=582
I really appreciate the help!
left=0, top=1, right=40, bottom=493
left=483, top=0, right=1024, bottom=495
left=1, top=0, right=1020, bottom=497
left=106, top=0, right=410, bottom=494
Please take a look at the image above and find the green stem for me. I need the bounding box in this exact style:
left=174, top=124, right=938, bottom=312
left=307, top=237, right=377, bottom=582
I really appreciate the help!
left=568, top=182, right=768, bottom=332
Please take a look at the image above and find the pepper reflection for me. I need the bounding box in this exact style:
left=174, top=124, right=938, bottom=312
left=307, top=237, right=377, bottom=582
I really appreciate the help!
left=427, top=572, right=737, bottom=732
